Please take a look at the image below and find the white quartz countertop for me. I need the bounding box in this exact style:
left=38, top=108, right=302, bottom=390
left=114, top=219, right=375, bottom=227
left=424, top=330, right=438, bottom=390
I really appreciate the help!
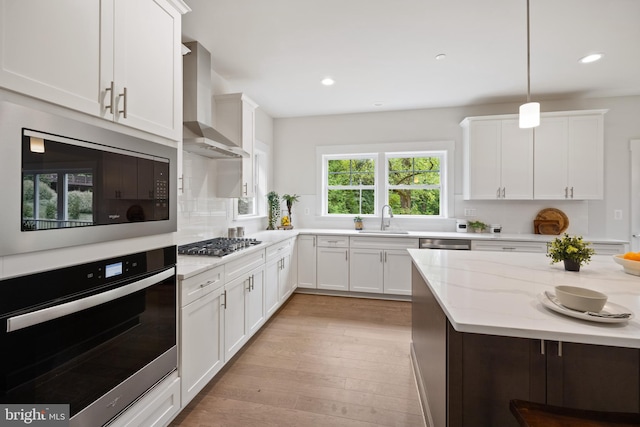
left=408, top=249, right=640, bottom=348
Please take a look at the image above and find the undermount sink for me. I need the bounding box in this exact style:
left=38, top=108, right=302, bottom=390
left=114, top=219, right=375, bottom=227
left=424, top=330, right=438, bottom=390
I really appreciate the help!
left=358, top=230, right=410, bottom=234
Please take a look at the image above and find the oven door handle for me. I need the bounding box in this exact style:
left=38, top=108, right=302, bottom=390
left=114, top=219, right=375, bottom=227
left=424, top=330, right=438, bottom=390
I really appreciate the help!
left=6, top=267, right=175, bottom=333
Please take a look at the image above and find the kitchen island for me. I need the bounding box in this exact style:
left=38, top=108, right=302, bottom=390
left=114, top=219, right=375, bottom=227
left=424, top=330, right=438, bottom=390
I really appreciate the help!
left=409, top=249, right=640, bottom=427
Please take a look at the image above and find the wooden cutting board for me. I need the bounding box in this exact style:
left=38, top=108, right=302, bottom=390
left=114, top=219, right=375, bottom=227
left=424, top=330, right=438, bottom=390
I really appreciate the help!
left=534, top=208, right=569, bottom=234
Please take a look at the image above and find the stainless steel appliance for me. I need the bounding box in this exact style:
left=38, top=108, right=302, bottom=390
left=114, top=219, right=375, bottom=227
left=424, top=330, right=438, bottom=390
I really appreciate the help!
left=178, top=237, right=261, bottom=257
left=0, top=246, right=177, bottom=427
left=419, top=238, right=472, bottom=250
left=0, top=99, right=177, bottom=256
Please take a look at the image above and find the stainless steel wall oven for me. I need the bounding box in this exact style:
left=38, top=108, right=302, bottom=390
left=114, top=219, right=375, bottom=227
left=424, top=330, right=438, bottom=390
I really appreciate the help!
left=0, top=99, right=177, bottom=256
left=0, top=246, right=177, bottom=427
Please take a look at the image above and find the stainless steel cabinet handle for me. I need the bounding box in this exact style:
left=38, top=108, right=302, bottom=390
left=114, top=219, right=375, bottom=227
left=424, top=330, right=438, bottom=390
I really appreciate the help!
left=119, top=87, right=128, bottom=118
left=282, top=258, right=285, bottom=270
left=384, top=252, right=387, bottom=263
left=570, top=187, right=574, bottom=198
left=540, top=339, right=545, bottom=355
left=243, top=182, right=248, bottom=195
left=105, top=81, right=115, bottom=114
left=558, top=341, right=563, bottom=357
left=496, top=188, right=500, bottom=198
left=502, top=247, right=516, bottom=251
left=564, top=187, right=568, bottom=198
left=379, top=252, right=383, bottom=262
left=222, top=290, right=227, bottom=309
left=502, top=187, right=506, bottom=198
left=345, top=250, right=348, bottom=261
left=251, top=274, right=255, bottom=291
left=7, top=268, right=174, bottom=332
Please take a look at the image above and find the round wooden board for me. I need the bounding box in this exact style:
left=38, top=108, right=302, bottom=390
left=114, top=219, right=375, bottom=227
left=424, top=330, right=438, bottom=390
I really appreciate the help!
left=535, top=208, right=569, bottom=234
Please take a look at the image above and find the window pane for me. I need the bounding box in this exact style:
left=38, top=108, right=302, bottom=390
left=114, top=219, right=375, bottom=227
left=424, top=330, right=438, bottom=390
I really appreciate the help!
left=388, top=189, right=440, bottom=215
left=238, top=197, right=255, bottom=216
left=388, top=157, right=440, bottom=185
left=328, top=159, right=375, bottom=185
left=328, top=189, right=375, bottom=215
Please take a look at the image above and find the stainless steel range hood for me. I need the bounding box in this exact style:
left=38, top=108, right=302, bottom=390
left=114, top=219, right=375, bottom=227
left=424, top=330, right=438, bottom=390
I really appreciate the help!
left=182, top=41, right=248, bottom=159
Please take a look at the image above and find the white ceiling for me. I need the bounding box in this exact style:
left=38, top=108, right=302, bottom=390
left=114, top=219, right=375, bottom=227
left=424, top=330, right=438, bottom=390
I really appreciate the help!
left=181, top=0, right=640, bottom=118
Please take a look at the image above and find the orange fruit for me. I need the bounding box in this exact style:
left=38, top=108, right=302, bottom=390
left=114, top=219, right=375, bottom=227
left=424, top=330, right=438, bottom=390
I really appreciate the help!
left=623, top=252, right=640, bottom=261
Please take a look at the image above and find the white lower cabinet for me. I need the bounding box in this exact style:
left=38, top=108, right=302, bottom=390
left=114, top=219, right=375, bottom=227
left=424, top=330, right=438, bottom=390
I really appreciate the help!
left=296, top=235, right=317, bottom=289
left=180, top=286, right=224, bottom=404
left=265, top=238, right=294, bottom=317
left=471, top=240, right=548, bottom=253
left=349, top=237, right=418, bottom=295
left=247, top=267, right=265, bottom=335
left=317, top=246, right=350, bottom=291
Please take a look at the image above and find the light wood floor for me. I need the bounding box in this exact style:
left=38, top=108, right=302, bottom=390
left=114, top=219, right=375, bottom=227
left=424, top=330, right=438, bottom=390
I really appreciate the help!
left=170, top=293, right=425, bottom=427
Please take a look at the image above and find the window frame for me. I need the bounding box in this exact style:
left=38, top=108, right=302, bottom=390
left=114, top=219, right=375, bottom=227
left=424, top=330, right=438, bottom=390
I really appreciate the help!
left=234, top=142, right=268, bottom=220
left=317, top=141, right=453, bottom=220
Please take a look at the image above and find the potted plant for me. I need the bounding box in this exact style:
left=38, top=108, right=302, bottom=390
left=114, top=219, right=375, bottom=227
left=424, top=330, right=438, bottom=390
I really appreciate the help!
left=468, top=220, right=487, bottom=233
left=281, top=194, right=299, bottom=228
left=354, top=216, right=363, bottom=230
left=546, top=233, right=595, bottom=272
left=266, top=191, right=280, bottom=230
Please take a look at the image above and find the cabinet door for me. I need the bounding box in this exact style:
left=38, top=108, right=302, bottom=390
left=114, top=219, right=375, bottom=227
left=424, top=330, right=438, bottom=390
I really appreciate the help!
left=264, top=258, right=280, bottom=317
left=247, top=267, right=265, bottom=335
left=278, top=253, right=294, bottom=301
left=383, top=249, right=413, bottom=295
left=317, top=247, right=349, bottom=291
left=297, top=235, right=317, bottom=289
left=464, top=120, right=502, bottom=199
left=349, top=248, right=384, bottom=293
left=113, top=0, right=182, bottom=140
left=0, top=0, right=105, bottom=117
left=546, top=341, right=640, bottom=412
left=223, top=275, right=248, bottom=361
left=568, top=115, right=604, bottom=199
left=534, top=117, right=569, bottom=199
left=180, top=287, right=224, bottom=404
left=500, top=120, right=533, bottom=199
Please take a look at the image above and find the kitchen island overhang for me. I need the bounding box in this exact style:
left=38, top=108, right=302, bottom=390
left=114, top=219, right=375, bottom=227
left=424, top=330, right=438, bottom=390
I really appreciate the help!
left=409, top=249, right=640, bottom=348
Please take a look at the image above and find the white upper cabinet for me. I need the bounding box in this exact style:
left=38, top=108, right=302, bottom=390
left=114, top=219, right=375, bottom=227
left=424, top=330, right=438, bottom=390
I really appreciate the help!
left=534, top=112, right=606, bottom=200
left=462, top=110, right=606, bottom=201
left=462, top=117, right=533, bottom=200
left=215, top=93, right=258, bottom=198
left=0, top=0, right=188, bottom=141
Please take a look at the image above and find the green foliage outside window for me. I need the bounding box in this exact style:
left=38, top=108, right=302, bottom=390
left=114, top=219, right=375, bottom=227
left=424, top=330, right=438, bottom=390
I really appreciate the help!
left=387, top=156, right=441, bottom=215
left=326, top=158, right=375, bottom=215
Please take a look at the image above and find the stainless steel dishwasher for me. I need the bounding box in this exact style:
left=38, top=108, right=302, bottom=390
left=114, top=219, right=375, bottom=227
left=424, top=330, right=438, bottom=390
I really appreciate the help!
left=419, top=238, right=472, bottom=250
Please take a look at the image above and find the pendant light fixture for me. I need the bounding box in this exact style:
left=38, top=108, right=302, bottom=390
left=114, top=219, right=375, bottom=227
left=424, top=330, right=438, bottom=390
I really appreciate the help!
left=519, top=0, right=540, bottom=128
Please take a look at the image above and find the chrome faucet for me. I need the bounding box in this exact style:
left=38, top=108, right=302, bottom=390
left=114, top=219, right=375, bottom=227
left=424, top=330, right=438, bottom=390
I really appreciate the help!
left=381, top=205, right=393, bottom=231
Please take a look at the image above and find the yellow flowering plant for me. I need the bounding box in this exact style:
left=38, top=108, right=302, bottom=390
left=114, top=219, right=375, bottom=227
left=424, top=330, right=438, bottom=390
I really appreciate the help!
left=546, top=233, right=595, bottom=266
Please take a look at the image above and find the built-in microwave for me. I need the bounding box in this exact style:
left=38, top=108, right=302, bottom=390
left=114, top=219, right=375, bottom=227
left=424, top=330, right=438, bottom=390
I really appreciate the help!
left=0, top=99, right=177, bottom=257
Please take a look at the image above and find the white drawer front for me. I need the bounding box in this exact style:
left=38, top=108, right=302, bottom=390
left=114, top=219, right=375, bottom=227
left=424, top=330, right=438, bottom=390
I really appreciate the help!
left=180, top=265, right=225, bottom=307
left=472, top=240, right=548, bottom=253
left=266, top=239, right=292, bottom=261
left=225, top=250, right=266, bottom=282
left=350, top=236, right=419, bottom=250
left=316, top=235, right=349, bottom=248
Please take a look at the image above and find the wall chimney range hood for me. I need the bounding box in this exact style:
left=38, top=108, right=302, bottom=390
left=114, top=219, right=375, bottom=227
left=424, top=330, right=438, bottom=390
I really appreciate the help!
left=182, top=41, right=249, bottom=159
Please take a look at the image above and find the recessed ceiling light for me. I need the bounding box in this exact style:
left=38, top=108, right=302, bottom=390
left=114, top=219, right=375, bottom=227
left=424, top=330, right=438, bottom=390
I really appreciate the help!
left=321, top=77, right=335, bottom=86
left=578, top=53, right=604, bottom=64
left=435, top=54, right=447, bottom=60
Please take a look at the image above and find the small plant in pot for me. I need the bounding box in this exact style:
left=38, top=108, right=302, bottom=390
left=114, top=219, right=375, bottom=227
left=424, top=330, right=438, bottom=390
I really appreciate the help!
left=354, top=216, right=363, bottom=230
left=468, top=220, right=487, bottom=233
left=546, top=233, right=595, bottom=272
left=281, top=194, right=299, bottom=228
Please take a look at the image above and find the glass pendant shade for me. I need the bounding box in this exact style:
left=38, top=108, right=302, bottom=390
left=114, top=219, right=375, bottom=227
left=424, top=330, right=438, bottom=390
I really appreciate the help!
left=519, top=102, right=540, bottom=128
left=29, top=137, right=45, bottom=153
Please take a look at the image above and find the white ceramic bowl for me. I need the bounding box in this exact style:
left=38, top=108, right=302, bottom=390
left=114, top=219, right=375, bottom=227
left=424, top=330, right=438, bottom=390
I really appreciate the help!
left=612, top=254, right=640, bottom=276
left=555, top=285, right=608, bottom=313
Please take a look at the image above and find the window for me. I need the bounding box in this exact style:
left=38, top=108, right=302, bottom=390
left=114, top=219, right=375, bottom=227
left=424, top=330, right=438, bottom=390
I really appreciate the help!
left=235, top=147, right=267, bottom=218
left=387, top=153, right=443, bottom=216
left=324, top=155, right=376, bottom=215
left=321, top=147, right=448, bottom=218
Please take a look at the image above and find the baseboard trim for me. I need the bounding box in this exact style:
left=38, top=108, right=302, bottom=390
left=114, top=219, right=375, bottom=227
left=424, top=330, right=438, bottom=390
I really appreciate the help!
left=294, top=288, right=411, bottom=302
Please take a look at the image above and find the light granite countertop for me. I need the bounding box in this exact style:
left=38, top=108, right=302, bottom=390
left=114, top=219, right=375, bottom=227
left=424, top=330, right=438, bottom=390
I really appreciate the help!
left=409, top=249, right=640, bottom=348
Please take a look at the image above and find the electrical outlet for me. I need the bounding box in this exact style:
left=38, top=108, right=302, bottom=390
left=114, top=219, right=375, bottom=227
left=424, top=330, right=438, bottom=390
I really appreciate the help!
left=304, top=208, right=310, bottom=215
left=614, top=210, right=623, bottom=220
left=464, top=209, right=476, bottom=216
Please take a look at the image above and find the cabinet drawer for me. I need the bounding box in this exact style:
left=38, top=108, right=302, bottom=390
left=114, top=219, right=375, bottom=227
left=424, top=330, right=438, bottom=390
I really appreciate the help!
left=266, top=239, right=292, bottom=261
left=350, top=236, right=419, bottom=250
left=316, top=235, right=349, bottom=248
left=472, top=240, right=548, bottom=253
left=180, top=265, right=225, bottom=308
left=591, top=243, right=627, bottom=256
left=225, top=250, right=266, bottom=282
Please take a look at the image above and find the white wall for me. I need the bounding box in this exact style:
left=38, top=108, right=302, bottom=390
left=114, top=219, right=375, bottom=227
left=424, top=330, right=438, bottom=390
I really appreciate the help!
left=272, top=95, right=640, bottom=239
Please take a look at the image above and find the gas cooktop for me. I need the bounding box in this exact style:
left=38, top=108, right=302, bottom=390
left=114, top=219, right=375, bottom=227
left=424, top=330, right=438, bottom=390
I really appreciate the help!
left=177, top=237, right=261, bottom=257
